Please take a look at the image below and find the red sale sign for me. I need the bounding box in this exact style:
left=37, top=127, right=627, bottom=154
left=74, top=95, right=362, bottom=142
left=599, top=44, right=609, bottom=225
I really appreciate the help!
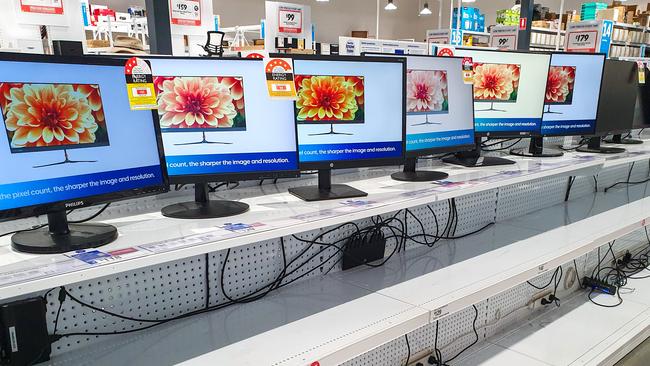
left=170, top=0, right=201, bottom=27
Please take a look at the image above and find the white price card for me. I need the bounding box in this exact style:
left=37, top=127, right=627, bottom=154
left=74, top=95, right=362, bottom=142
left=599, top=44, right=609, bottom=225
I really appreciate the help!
left=278, top=5, right=303, bottom=34
left=426, top=29, right=451, bottom=45
left=170, top=0, right=201, bottom=26
left=20, top=0, right=64, bottom=15
left=489, top=26, right=518, bottom=50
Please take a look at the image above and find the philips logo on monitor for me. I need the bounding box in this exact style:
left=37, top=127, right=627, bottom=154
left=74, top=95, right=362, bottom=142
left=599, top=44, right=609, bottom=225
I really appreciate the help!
left=65, top=201, right=85, bottom=208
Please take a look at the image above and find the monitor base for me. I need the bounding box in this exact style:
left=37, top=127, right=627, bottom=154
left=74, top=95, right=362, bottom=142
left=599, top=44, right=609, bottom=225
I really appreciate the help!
left=12, top=223, right=118, bottom=254
left=309, top=124, right=353, bottom=136
left=174, top=131, right=232, bottom=146
left=510, top=148, right=564, bottom=158
left=603, top=138, right=643, bottom=145
left=576, top=146, right=626, bottom=154
left=33, top=149, right=96, bottom=168
left=289, top=184, right=367, bottom=202
left=411, top=121, right=442, bottom=127
left=161, top=200, right=250, bottom=219
left=443, top=155, right=515, bottom=167
left=391, top=170, right=449, bottom=182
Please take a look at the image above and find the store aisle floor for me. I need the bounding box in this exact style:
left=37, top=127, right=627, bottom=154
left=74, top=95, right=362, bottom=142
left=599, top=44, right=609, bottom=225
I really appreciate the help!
left=616, top=337, right=650, bottom=366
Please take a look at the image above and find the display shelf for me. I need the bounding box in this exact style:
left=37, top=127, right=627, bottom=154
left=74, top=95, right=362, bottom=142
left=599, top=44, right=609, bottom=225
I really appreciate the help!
left=0, top=154, right=605, bottom=301
left=462, top=30, right=490, bottom=37
left=531, top=27, right=565, bottom=34
left=529, top=43, right=560, bottom=50
left=56, top=173, right=650, bottom=366
left=614, top=22, right=647, bottom=31
left=457, top=271, right=650, bottom=366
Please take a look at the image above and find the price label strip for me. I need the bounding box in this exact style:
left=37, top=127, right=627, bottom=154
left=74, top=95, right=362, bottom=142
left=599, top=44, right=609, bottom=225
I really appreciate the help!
left=170, top=0, right=201, bottom=26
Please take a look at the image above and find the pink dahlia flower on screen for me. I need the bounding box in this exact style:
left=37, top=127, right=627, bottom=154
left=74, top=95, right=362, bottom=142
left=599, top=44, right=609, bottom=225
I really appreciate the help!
left=406, top=70, right=447, bottom=113
left=545, top=66, right=576, bottom=104
left=3, top=84, right=99, bottom=148
left=473, top=63, right=517, bottom=101
left=157, top=77, right=237, bottom=129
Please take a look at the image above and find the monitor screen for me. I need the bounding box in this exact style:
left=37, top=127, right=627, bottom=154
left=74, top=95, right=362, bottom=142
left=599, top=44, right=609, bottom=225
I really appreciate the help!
left=145, top=57, right=299, bottom=181
left=633, top=65, right=650, bottom=129
left=541, top=53, right=605, bottom=136
left=453, top=49, right=550, bottom=137
left=0, top=56, right=166, bottom=216
left=292, top=56, right=405, bottom=169
left=595, top=59, right=637, bottom=135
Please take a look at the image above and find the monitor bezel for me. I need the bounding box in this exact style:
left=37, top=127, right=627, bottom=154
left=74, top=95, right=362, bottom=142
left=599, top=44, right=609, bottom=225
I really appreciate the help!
left=135, top=55, right=301, bottom=185
left=541, top=52, right=606, bottom=137
left=454, top=48, right=552, bottom=138
left=362, top=52, right=476, bottom=159
left=288, top=54, right=407, bottom=170
left=0, top=52, right=169, bottom=223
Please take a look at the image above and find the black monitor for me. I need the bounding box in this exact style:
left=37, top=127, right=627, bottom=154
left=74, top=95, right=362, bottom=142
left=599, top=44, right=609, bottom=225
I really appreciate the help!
left=289, top=55, right=406, bottom=201
left=0, top=53, right=168, bottom=254
left=444, top=48, right=551, bottom=167
left=512, top=52, right=606, bottom=157
left=144, top=56, right=300, bottom=218
left=363, top=53, right=475, bottom=182
left=605, top=61, right=648, bottom=145
left=577, top=59, right=638, bottom=154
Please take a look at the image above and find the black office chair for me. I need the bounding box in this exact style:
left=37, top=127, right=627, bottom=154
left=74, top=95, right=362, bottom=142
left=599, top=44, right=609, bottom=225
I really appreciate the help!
left=200, top=31, right=225, bottom=57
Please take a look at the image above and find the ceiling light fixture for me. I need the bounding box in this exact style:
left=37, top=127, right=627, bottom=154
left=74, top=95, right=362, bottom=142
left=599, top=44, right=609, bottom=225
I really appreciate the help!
left=385, top=0, right=397, bottom=10
left=420, top=2, right=432, bottom=15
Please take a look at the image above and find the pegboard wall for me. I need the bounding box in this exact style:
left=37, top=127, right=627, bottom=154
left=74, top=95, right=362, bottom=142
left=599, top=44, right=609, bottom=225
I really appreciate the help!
left=13, top=152, right=650, bottom=361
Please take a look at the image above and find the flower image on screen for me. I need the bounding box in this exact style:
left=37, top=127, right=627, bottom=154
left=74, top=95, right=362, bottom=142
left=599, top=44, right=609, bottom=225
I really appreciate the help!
left=473, top=63, right=521, bottom=102
left=406, top=69, right=449, bottom=115
left=1, top=83, right=109, bottom=154
left=153, top=76, right=246, bottom=132
left=294, top=75, right=365, bottom=124
left=545, top=66, right=576, bottom=105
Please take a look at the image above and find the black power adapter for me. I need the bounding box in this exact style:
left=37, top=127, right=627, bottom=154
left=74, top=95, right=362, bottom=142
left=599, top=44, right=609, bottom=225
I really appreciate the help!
left=583, top=277, right=617, bottom=295
left=342, top=229, right=386, bottom=270
left=0, top=297, right=50, bottom=366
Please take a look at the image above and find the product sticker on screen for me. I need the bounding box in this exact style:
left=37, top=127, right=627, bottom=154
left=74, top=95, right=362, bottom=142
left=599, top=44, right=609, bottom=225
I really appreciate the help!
left=264, top=57, right=297, bottom=99
left=124, top=57, right=158, bottom=110
left=638, top=61, right=646, bottom=85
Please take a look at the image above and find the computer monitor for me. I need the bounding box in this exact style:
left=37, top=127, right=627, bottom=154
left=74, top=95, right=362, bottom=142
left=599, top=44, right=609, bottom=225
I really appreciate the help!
left=512, top=52, right=606, bottom=157
left=289, top=55, right=406, bottom=201
left=577, top=59, right=638, bottom=154
left=364, top=53, right=475, bottom=182
left=444, top=48, right=551, bottom=167
left=0, top=53, right=168, bottom=254
left=144, top=56, right=300, bottom=219
left=605, top=61, right=648, bottom=145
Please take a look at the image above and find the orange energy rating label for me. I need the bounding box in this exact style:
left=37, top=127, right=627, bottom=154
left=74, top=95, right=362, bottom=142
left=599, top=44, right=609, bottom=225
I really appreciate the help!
left=124, top=57, right=158, bottom=110
left=263, top=57, right=298, bottom=99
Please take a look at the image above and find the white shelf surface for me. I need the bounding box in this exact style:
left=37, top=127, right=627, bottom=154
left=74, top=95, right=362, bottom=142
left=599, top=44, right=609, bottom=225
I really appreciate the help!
left=0, top=154, right=606, bottom=300
left=458, top=268, right=650, bottom=366
left=53, top=172, right=650, bottom=366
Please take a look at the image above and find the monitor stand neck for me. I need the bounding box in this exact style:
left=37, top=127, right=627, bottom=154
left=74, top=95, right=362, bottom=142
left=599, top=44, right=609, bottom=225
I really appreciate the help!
left=390, top=157, right=448, bottom=182
left=11, top=209, right=118, bottom=254
left=161, top=182, right=249, bottom=219
left=288, top=169, right=367, bottom=202
left=442, top=136, right=515, bottom=167
left=577, top=136, right=626, bottom=154
left=510, top=137, right=563, bottom=158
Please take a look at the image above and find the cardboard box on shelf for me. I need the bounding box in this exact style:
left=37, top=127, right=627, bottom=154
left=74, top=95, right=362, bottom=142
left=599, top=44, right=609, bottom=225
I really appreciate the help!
left=597, top=8, right=622, bottom=22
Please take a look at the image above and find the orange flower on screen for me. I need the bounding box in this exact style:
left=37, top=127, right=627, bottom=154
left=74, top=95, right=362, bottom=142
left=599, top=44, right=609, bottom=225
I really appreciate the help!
left=219, top=77, right=245, bottom=113
left=157, top=77, right=237, bottom=129
left=545, top=66, right=575, bottom=104
left=507, top=64, right=521, bottom=89
left=76, top=84, right=105, bottom=123
left=473, top=63, right=516, bottom=101
left=407, top=70, right=447, bottom=113
left=296, top=76, right=360, bottom=121
left=4, top=84, right=98, bottom=148
left=346, top=76, right=364, bottom=107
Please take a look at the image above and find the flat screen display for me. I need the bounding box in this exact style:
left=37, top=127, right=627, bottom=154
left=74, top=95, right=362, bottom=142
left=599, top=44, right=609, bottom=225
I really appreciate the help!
left=146, top=58, right=300, bottom=180
left=292, top=57, right=405, bottom=167
left=595, top=59, right=637, bottom=135
left=454, top=49, right=550, bottom=136
left=633, top=66, right=650, bottom=129
left=154, top=76, right=247, bottom=132
left=0, top=58, right=165, bottom=213
left=541, top=53, right=605, bottom=136
left=295, top=75, right=365, bottom=124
